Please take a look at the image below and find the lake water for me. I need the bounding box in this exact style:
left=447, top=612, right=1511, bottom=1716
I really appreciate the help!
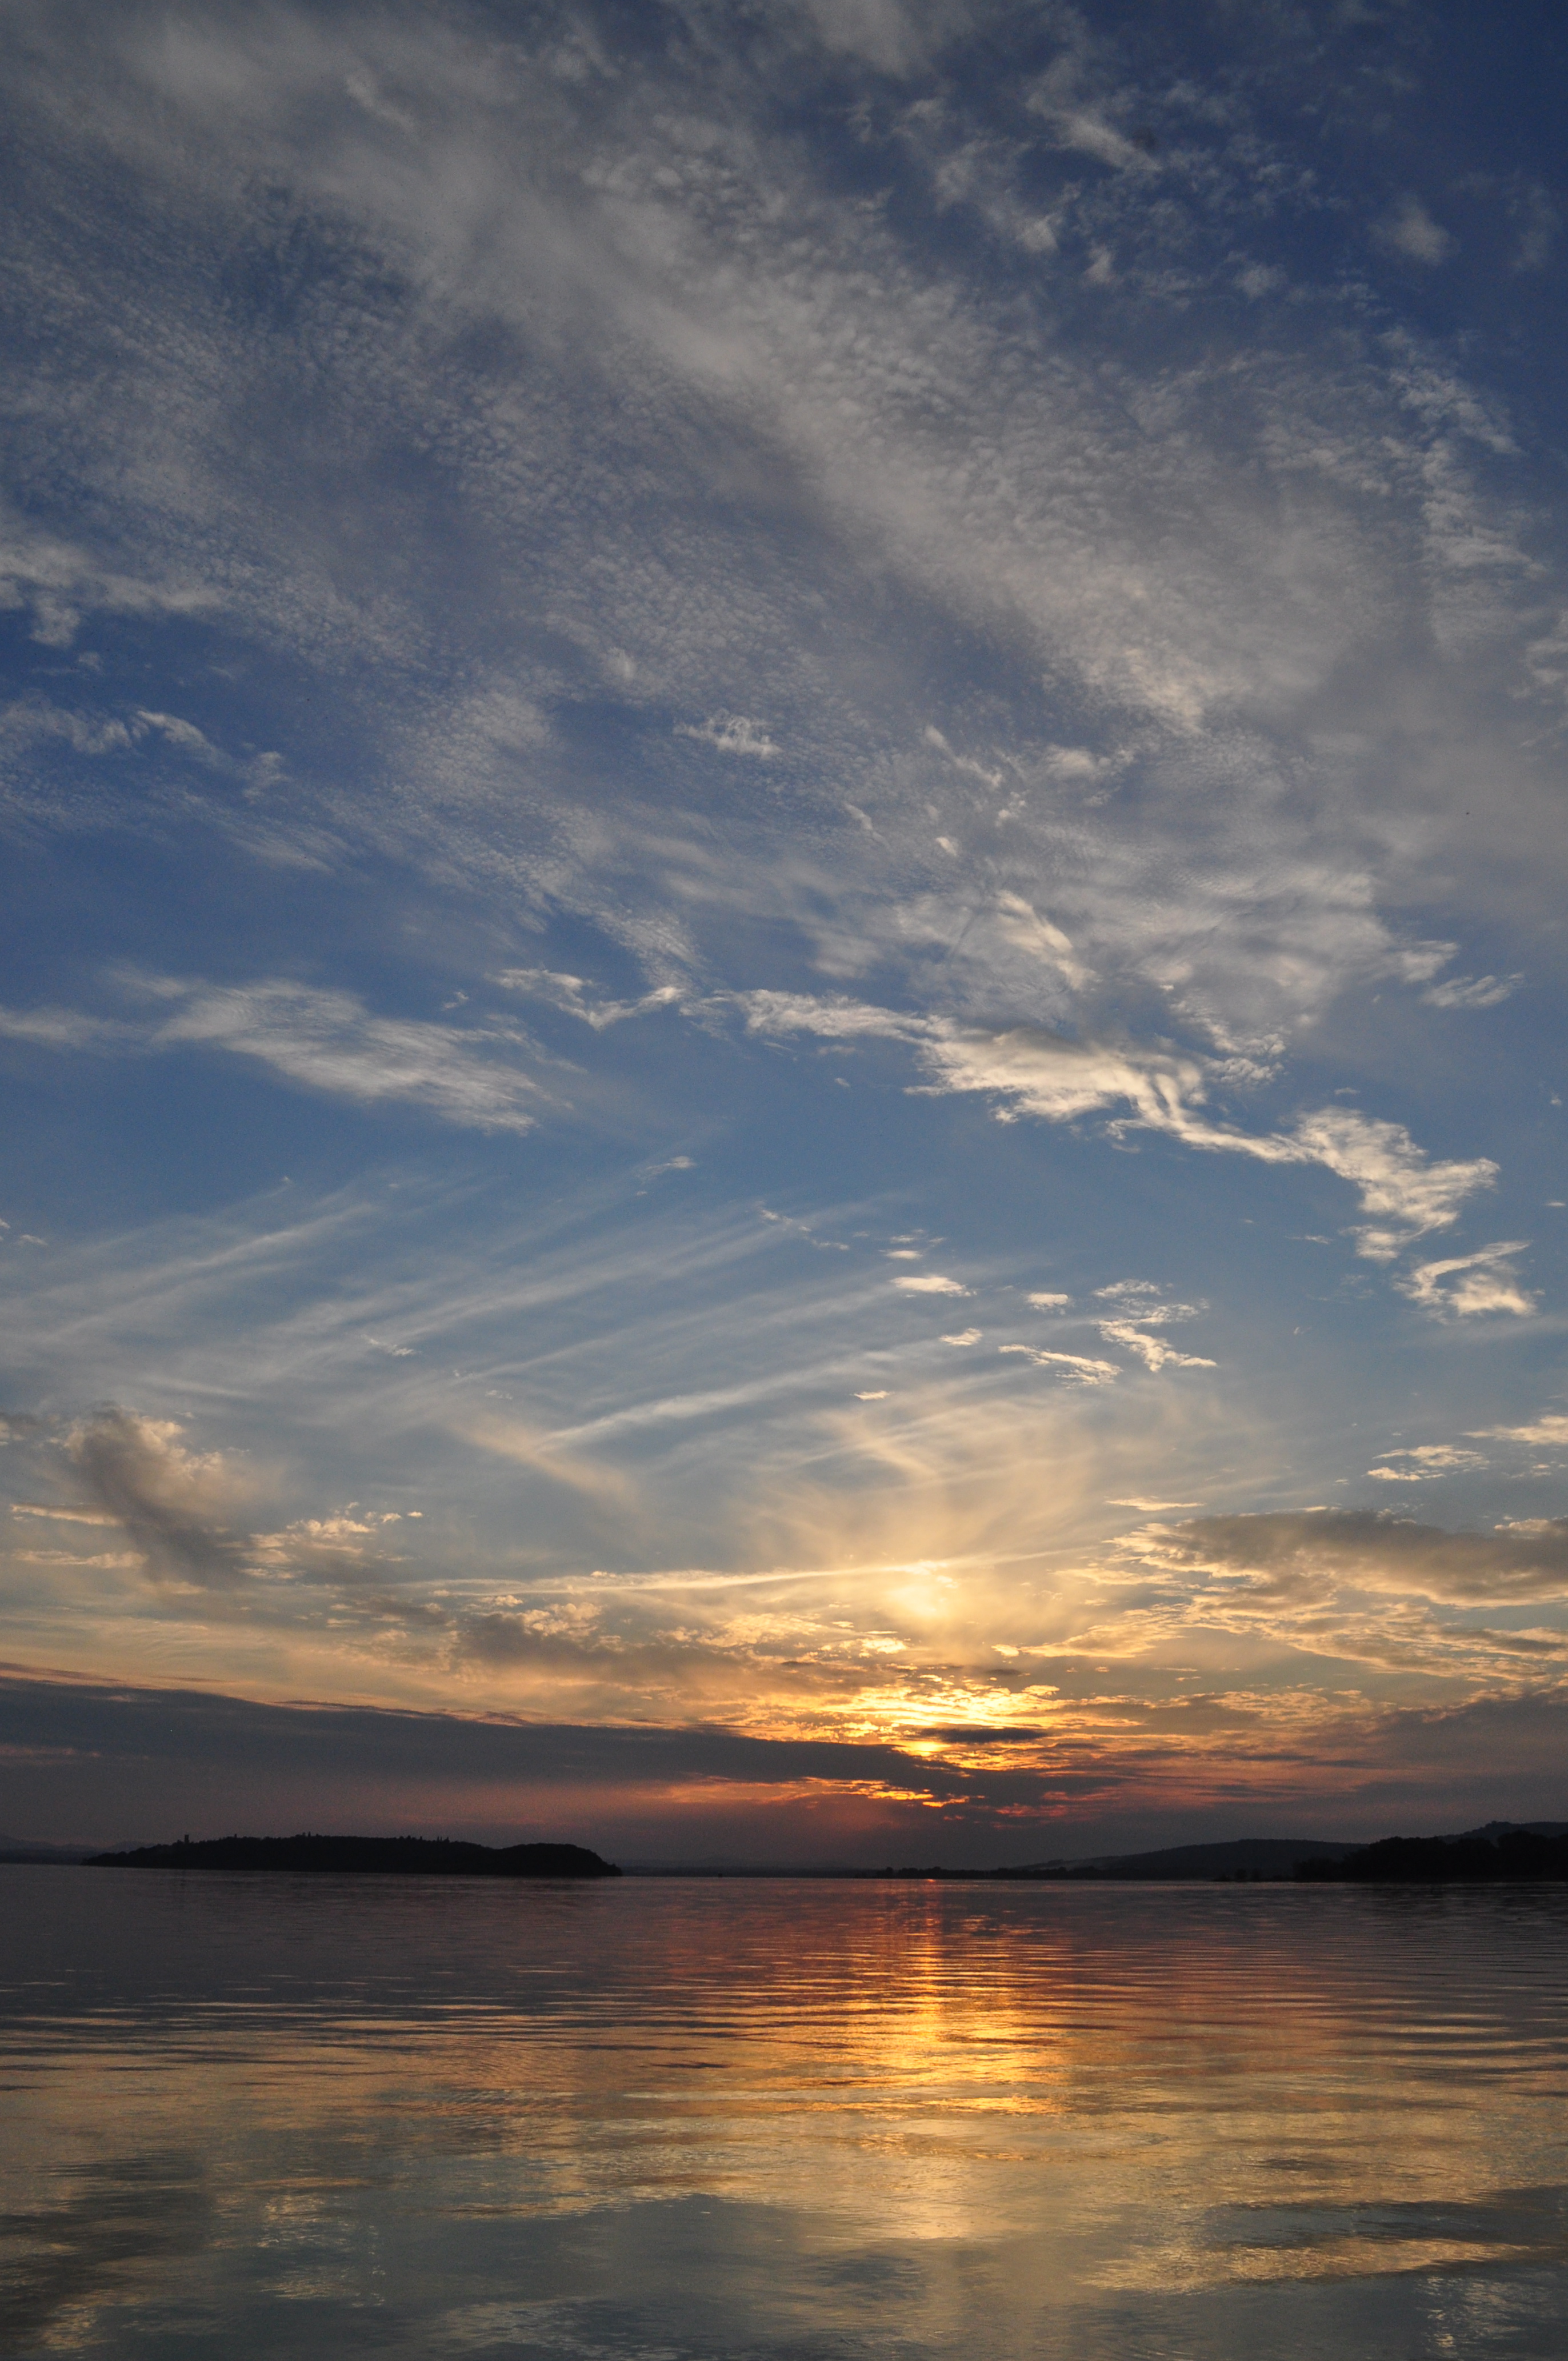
left=3, top=1868, right=1567, bottom=2358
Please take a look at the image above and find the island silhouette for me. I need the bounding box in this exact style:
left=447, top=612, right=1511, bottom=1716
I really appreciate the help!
left=87, top=1834, right=620, bottom=1877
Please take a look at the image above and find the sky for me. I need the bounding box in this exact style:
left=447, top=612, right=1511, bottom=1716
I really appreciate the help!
left=2, top=0, right=1567, bottom=1863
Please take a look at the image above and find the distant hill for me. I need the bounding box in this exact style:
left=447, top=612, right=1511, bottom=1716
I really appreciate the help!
left=985, top=1824, right=1568, bottom=1884
left=87, top=1835, right=621, bottom=1878
left=1298, top=1827, right=1568, bottom=1883
left=1453, top=1820, right=1568, bottom=1842
left=986, top=1838, right=1365, bottom=1882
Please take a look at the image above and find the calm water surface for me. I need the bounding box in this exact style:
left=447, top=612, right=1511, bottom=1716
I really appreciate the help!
left=3, top=1867, right=1567, bottom=2356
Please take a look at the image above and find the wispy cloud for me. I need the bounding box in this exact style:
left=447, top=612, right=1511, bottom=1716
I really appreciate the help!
left=1397, top=1242, right=1536, bottom=1318
left=740, top=993, right=1497, bottom=1262
left=143, top=980, right=552, bottom=1130
left=0, top=976, right=553, bottom=1132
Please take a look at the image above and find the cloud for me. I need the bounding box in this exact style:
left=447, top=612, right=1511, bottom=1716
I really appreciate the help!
left=1367, top=1446, right=1487, bottom=1483
left=999, top=1343, right=1119, bottom=1386
left=0, top=505, right=217, bottom=647
left=1286, top=1111, right=1497, bottom=1262
left=0, top=1664, right=1029, bottom=1824
left=1397, top=1241, right=1535, bottom=1318
left=143, top=979, right=551, bottom=1131
left=11, top=1502, right=121, bottom=1527
left=1377, top=196, right=1454, bottom=266
left=134, top=709, right=225, bottom=761
left=675, top=713, right=781, bottom=758
left=0, top=0, right=1551, bottom=1116
left=494, top=970, right=681, bottom=1030
left=940, top=1328, right=981, bottom=1346
left=1107, top=1498, right=1199, bottom=1512
left=11, top=1400, right=434, bottom=1616
left=1, top=0, right=1565, bottom=1840
left=1471, top=1414, right=1568, bottom=1449
left=1096, top=1320, right=1214, bottom=1374
left=912, top=1021, right=1219, bottom=1133
left=0, top=697, right=133, bottom=757
left=795, top=0, right=962, bottom=75
left=0, top=976, right=552, bottom=1132
left=451, top=1606, right=725, bottom=1683
left=61, top=1410, right=251, bottom=1589
left=1151, top=1508, right=1568, bottom=1606
left=0, top=1004, right=129, bottom=1050
left=1090, top=1282, right=1213, bottom=1371
left=893, top=1272, right=968, bottom=1296
left=343, top=68, right=415, bottom=134
left=1421, top=974, right=1521, bottom=1009
left=741, top=995, right=1496, bottom=1256
left=459, top=1414, right=636, bottom=1509
left=1027, top=34, right=1157, bottom=175
left=1511, top=182, right=1559, bottom=273
left=19, top=1661, right=1568, bottom=1858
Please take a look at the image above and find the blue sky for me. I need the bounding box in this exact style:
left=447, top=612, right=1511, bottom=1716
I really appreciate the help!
left=2, top=0, right=1567, bottom=1861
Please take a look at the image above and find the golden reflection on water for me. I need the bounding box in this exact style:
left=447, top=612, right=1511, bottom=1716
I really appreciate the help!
left=4, top=1871, right=1568, bottom=2356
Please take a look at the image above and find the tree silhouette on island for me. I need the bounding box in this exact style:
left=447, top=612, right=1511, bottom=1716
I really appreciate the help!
left=87, top=1834, right=620, bottom=1877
